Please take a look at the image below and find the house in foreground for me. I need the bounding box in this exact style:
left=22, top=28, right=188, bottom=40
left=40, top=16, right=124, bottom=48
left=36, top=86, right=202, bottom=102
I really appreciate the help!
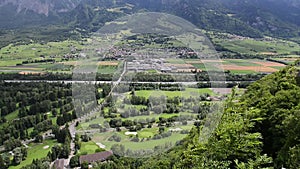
left=54, top=159, right=65, bottom=169
left=79, top=151, right=113, bottom=165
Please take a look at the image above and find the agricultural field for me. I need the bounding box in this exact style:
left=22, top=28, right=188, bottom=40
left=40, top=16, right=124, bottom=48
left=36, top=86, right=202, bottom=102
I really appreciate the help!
left=0, top=36, right=294, bottom=75
left=0, top=58, right=287, bottom=74
left=219, top=39, right=299, bottom=55
left=208, top=32, right=300, bottom=56
left=134, top=88, right=215, bottom=98
left=0, top=50, right=120, bottom=74
left=271, top=55, right=300, bottom=65
left=0, top=40, right=86, bottom=74
left=0, top=40, right=83, bottom=61
left=166, top=58, right=287, bottom=74
left=97, top=61, right=120, bottom=74
left=222, top=59, right=286, bottom=73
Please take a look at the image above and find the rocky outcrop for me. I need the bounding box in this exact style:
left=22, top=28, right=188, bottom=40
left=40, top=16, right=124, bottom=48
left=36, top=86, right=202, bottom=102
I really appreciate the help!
left=0, top=0, right=80, bottom=16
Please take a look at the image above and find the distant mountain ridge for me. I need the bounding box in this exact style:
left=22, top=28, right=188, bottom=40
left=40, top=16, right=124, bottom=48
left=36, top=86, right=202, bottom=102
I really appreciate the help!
left=220, top=0, right=300, bottom=37
left=0, top=0, right=80, bottom=16
left=0, top=0, right=299, bottom=39
left=0, top=0, right=81, bottom=28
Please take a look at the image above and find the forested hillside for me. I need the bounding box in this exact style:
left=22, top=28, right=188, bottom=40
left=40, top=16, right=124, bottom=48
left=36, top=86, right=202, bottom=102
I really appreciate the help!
left=1, top=0, right=300, bottom=48
left=91, top=62, right=300, bottom=169
left=64, top=0, right=300, bottom=38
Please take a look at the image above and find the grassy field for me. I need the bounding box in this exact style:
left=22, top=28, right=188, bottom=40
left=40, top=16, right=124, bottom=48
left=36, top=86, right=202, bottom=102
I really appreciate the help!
left=0, top=40, right=83, bottom=60
left=5, top=109, right=19, bottom=122
left=272, top=56, right=299, bottom=64
left=76, top=112, right=194, bottom=130
left=124, top=112, right=194, bottom=121
left=0, top=52, right=291, bottom=74
left=0, top=62, right=76, bottom=74
left=191, top=62, right=218, bottom=71
left=134, top=88, right=214, bottom=98
left=79, top=141, right=100, bottom=155
left=165, top=58, right=288, bottom=74
left=93, top=132, right=188, bottom=151
left=0, top=40, right=84, bottom=73
left=223, top=59, right=261, bottom=66
left=166, top=59, right=186, bottom=64
left=97, top=66, right=118, bottom=74
left=138, top=128, right=158, bottom=138
left=0, top=60, right=25, bottom=67
left=77, top=116, right=106, bottom=130
left=229, top=70, right=257, bottom=74
left=217, top=39, right=300, bottom=55
left=270, top=66, right=285, bottom=70
left=221, top=59, right=285, bottom=73
left=0, top=109, right=20, bottom=129
left=9, top=139, right=57, bottom=169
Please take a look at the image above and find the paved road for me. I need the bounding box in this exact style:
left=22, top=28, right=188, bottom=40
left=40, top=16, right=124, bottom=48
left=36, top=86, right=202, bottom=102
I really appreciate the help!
left=64, top=61, right=128, bottom=168
left=65, top=120, right=78, bottom=168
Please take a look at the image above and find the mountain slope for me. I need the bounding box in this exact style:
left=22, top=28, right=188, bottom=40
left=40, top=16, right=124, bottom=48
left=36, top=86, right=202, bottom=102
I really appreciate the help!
left=220, top=0, right=300, bottom=37
left=0, top=0, right=81, bottom=28
left=0, top=0, right=299, bottom=42
left=0, top=0, right=81, bottom=15
left=63, top=0, right=263, bottom=38
left=63, top=0, right=300, bottom=38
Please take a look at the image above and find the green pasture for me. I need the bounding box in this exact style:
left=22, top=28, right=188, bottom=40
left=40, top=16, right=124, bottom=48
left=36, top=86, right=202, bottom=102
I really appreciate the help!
left=97, top=66, right=118, bottom=74
left=0, top=40, right=83, bottom=59
left=223, top=59, right=261, bottom=66
left=219, top=39, right=299, bottom=55
left=134, top=88, right=214, bottom=98
left=79, top=141, right=100, bottom=155
left=96, top=133, right=187, bottom=151
left=166, top=59, right=186, bottom=64
left=229, top=70, right=257, bottom=74
left=9, top=139, right=57, bottom=169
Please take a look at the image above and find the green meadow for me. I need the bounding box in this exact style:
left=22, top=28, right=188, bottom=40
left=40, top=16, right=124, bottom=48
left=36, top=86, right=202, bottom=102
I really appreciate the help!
left=9, top=140, right=57, bottom=169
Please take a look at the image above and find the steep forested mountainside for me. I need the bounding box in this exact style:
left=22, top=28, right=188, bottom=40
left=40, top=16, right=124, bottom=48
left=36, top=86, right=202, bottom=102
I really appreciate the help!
left=0, top=0, right=81, bottom=28
left=0, top=0, right=299, bottom=39
left=220, top=0, right=300, bottom=37
left=0, top=0, right=81, bottom=15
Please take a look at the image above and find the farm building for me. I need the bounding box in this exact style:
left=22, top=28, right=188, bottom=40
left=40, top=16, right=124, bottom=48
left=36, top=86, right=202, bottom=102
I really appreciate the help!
left=54, top=159, right=65, bottom=169
left=79, top=150, right=113, bottom=164
left=127, top=59, right=177, bottom=73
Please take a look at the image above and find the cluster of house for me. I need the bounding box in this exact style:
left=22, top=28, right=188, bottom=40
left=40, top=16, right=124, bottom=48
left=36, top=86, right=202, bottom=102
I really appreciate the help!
left=127, top=58, right=177, bottom=73
left=97, top=47, right=132, bottom=60
left=54, top=150, right=113, bottom=169
left=62, top=53, right=87, bottom=60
